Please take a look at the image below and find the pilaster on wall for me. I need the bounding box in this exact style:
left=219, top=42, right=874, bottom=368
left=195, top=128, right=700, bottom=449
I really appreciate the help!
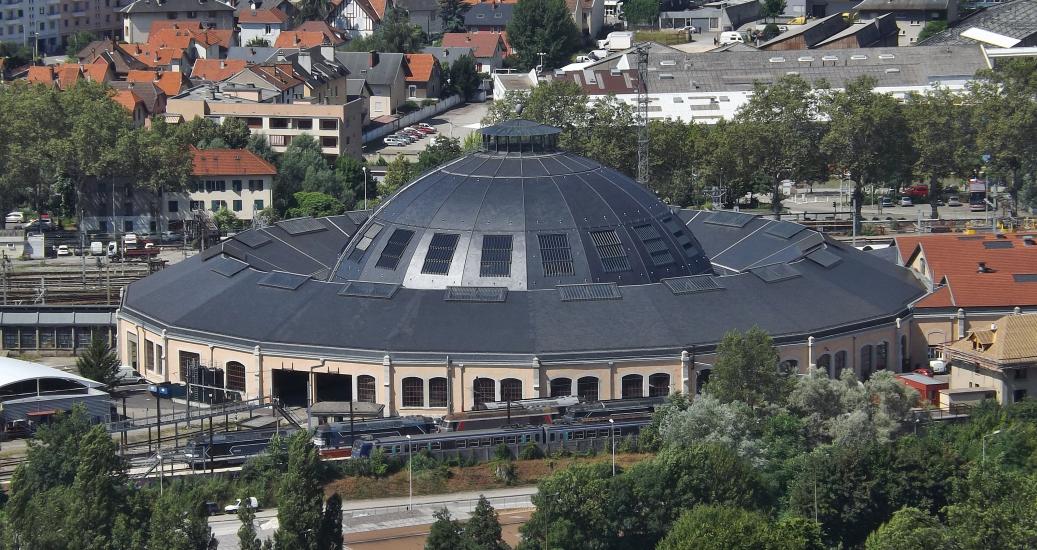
left=382, top=354, right=393, bottom=417
left=532, top=356, right=542, bottom=398
left=680, top=350, right=691, bottom=394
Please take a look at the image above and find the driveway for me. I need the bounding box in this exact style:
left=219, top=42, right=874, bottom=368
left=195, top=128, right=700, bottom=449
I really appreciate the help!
left=364, top=102, right=489, bottom=162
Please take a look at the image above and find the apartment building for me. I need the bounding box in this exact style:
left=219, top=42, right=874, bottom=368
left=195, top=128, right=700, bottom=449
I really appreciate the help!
left=166, top=84, right=365, bottom=158
left=160, top=147, right=276, bottom=226
left=119, top=0, right=234, bottom=42
left=1, top=0, right=62, bottom=55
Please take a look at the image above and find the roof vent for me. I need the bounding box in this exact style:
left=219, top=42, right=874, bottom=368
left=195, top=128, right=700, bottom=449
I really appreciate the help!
left=977, top=261, right=993, bottom=273
left=1024, top=235, right=1035, bottom=246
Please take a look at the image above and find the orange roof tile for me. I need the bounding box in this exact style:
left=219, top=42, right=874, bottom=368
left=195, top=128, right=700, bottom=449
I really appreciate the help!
left=119, top=43, right=186, bottom=68
left=127, top=69, right=187, bottom=96
left=191, top=58, right=248, bottom=82
left=247, top=63, right=303, bottom=91
left=83, top=59, right=112, bottom=82
left=150, top=20, right=204, bottom=33
left=238, top=7, right=289, bottom=24
left=147, top=28, right=195, bottom=50
left=294, top=20, right=345, bottom=44
left=462, top=0, right=517, bottom=4
left=404, top=53, right=436, bottom=82
left=441, top=32, right=507, bottom=58
left=367, top=0, right=388, bottom=19
left=113, top=89, right=144, bottom=112
left=274, top=31, right=329, bottom=48
left=191, top=29, right=235, bottom=48
left=26, top=66, right=56, bottom=86
left=896, top=233, right=1037, bottom=309
left=191, top=147, right=277, bottom=176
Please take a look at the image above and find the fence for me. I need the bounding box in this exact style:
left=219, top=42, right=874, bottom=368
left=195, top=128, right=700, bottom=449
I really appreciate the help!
left=362, top=95, right=462, bottom=144
left=343, top=493, right=535, bottom=520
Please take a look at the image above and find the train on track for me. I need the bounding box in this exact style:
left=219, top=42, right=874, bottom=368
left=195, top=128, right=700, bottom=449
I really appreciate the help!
left=182, top=396, right=664, bottom=468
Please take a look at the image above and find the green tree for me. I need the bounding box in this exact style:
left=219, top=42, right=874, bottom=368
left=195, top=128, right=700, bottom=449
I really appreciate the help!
left=294, top=0, right=332, bottom=24
left=286, top=191, right=345, bottom=219
left=944, top=464, right=1037, bottom=549
left=646, top=118, right=705, bottom=205
left=465, top=496, right=509, bottom=550
left=148, top=489, right=214, bottom=550
left=212, top=207, right=240, bottom=233
left=76, top=335, right=120, bottom=392
left=734, top=75, right=826, bottom=219
left=761, top=0, right=786, bottom=20
left=426, top=508, right=470, bottom=550
left=483, top=80, right=588, bottom=150
left=218, top=117, right=252, bottom=149
left=276, top=134, right=334, bottom=213
left=66, top=31, right=97, bottom=58
left=520, top=462, right=615, bottom=549
left=706, top=327, right=789, bottom=408
left=273, top=431, right=324, bottom=550
left=582, top=96, right=637, bottom=177
left=506, top=0, right=581, bottom=70
left=335, top=155, right=370, bottom=208
left=865, top=507, right=949, bottom=550
left=440, top=0, right=471, bottom=33
left=903, top=87, right=978, bottom=219
left=622, top=0, right=659, bottom=26
left=65, top=426, right=125, bottom=550
left=916, top=20, right=947, bottom=42
left=238, top=500, right=264, bottom=550
left=447, top=55, right=482, bottom=100
left=657, top=395, right=763, bottom=462
left=376, top=7, right=427, bottom=53
left=247, top=134, right=277, bottom=164
left=0, top=41, right=34, bottom=66
left=246, top=36, right=272, bottom=47
left=417, top=136, right=463, bottom=172
left=380, top=155, right=416, bottom=198
left=658, top=505, right=821, bottom=550
left=317, top=493, right=344, bottom=550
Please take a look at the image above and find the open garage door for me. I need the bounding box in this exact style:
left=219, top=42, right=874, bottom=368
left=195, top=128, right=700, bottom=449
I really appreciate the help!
left=314, top=372, right=352, bottom=403
left=272, top=369, right=308, bottom=408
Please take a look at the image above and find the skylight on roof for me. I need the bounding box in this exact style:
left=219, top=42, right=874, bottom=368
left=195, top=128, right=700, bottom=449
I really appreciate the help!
left=589, top=229, right=630, bottom=273
left=421, top=233, right=460, bottom=275
left=769, top=57, right=786, bottom=63
left=444, top=286, right=508, bottom=302
left=375, top=228, right=415, bottom=271
left=850, top=54, right=868, bottom=60
left=480, top=234, right=513, bottom=277
left=662, top=275, right=723, bottom=295
left=878, top=53, right=895, bottom=59
left=257, top=271, right=309, bottom=290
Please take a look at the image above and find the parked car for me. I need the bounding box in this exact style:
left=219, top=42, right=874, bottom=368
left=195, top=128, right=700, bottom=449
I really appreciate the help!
left=4, top=211, right=25, bottom=225
left=417, top=123, right=437, bottom=133
left=401, top=128, right=423, bottom=138
left=899, top=196, right=913, bottom=207
left=384, top=137, right=406, bottom=146
left=224, top=497, right=260, bottom=514
left=880, top=197, right=893, bottom=208
left=913, top=367, right=934, bottom=377
left=115, top=366, right=145, bottom=385
left=903, top=184, right=929, bottom=199
left=946, top=195, right=962, bottom=207
left=56, top=245, right=70, bottom=256
left=204, top=502, right=220, bottom=516
left=24, top=219, right=54, bottom=232
left=393, top=133, right=415, bottom=143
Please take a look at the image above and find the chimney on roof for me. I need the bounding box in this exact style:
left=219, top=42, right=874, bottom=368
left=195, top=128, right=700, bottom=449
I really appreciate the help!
left=369, top=50, right=379, bottom=67
left=298, top=50, right=311, bottom=74
left=220, top=60, right=226, bottom=68
left=1024, top=235, right=1035, bottom=246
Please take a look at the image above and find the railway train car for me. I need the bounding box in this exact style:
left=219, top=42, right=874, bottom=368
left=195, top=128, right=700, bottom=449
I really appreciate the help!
left=566, top=396, right=664, bottom=420
left=437, top=406, right=561, bottom=432
left=312, top=416, right=436, bottom=456
left=184, top=428, right=298, bottom=469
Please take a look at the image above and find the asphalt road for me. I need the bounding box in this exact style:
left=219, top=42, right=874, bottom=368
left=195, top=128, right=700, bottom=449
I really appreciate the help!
left=364, top=102, right=490, bottom=162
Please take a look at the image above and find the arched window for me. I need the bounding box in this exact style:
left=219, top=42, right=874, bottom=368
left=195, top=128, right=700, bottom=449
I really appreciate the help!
left=473, top=378, right=495, bottom=407
left=648, top=373, right=670, bottom=397
left=876, top=342, right=889, bottom=371
left=779, top=359, right=799, bottom=375
left=550, top=377, right=572, bottom=398
left=696, top=369, right=711, bottom=394
left=834, top=351, right=847, bottom=379
left=357, top=375, right=376, bottom=403
left=817, top=354, right=832, bottom=377
left=226, top=361, right=246, bottom=392
left=621, top=374, right=643, bottom=399
left=429, top=377, right=447, bottom=408
left=500, top=378, right=523, bottom=402
left=577, top=376, right=599, bottom=402
left=860, top=344, right=874, bottom=380
left=402, top=377, right=424, bottom=408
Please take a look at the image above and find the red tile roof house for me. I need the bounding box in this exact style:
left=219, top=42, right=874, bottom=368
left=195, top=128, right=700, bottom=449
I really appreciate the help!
left=191, top=59, right=250, bottom=82
left=894, top=232, right=1037, bottom=371
left=238, top=7, right=290, bottom=47
left=163, top=147, right=278, bottom=227
left=441, top=32, right=509, bottom=73
left=403, top=53, right=442, bottom=99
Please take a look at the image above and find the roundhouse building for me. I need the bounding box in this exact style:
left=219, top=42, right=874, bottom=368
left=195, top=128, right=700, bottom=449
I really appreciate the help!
left=117, top=120, right=926, bottom=415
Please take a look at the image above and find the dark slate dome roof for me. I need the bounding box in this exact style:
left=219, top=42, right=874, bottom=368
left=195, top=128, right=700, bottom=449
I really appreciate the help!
left=331, top=121, right=713, bottom=290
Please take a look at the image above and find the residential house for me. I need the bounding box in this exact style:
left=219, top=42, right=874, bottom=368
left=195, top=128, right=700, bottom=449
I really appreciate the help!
left=274, top=30, right=335, bottom=48
left=294, top=21, right=347, bottom=44
left=658, top=0, right=761, bottom=34
left=335, top=51, right=407, bottom=119
left=119, top=0, right=235, bottom=43
left=397, top=0, right=441, bottom=36
left=855, top=0, right=959, bottom=46
left=404, top=53, right=441, bottom=99
left=440, top=32, right=508, bottom=72
left=77, top=40, right=150, bottom=77
left=166, top=147, right=277, bottom=224
left=943, top=313, right=1037, bottom=407
left=126, top=69, right=190, bottom=96
left=464, top=2, right=513, bottom=32
left=112, top=89, right=149, bottom=126
left=566, top=0, right=604, bottom=39
left=223, top=63, right=306, bottom=103
left=109, top=80, right=168, bottom=117
left=238, top=7, right=290, bottom=47
left=191, top=58, right=248, bottom=81
left=329, top=0, right=388, bottom=38
left=148, top=21, right=235, bottom=58
left=422, top=45, right=476, bottom=68
left=1, top=0, right=61, bottom=55
left=118, top=41, right=193, bottom=73
left=283, top=47, right=353, bottom=104
left=166, top=84, right=365, bottom=157
left=26, top=61, right=112, bottom=88
left=919, top=0, right=1037, bottom=48
left=895, top=233, right=1037, bottom=370
left=226, top=46, right=283, bottom=64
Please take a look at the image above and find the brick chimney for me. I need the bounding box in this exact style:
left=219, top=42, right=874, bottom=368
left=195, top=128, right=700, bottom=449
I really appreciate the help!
left=369, top=50, right=379, bottom=67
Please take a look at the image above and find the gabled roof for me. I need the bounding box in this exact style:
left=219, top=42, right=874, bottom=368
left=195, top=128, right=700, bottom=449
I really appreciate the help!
left=404, top=53, right=437, bottom=82
left=919, top=0, right=1037, bottom=46
left=226, top=46, right=283, bottom=63
left=949, top=313, right=1037, bottom=365
left=191, top=146, right=277, bottom=176
left=293, top=20, right=346, bottom=45
left=275, top=31, right=332, bottom=48
left=147, top=28, right=196, bottom=49
left=127, top=69, right=189, bottom=95
left=239, top=63, right=303, bottom=91
left=192, top=58, right=249, bottom=81
left=192, top=29, right=236, bottom=48
left=78, top=41, right=150, bottom=74
left=27, top=64, right=90, bottom=90
left=119, top=42, right=189, bottom=67
left=26, top=65, right=57, bottom=86
left=113, top=89, right=146, bottom=113
left=121, top=0, right=234, bottom=14
left=421, top=46, right=476, bottom=65
left=83, top=58, right=113, bottom=82
left=759, top=13, right=848, bottom=48
left=464, top=2, right=514, bottom=26
left=896, top=233, right=1037, bottom=309
left=441, top=32, right=507, bottom=58
left=335, top=51, right=406, bottom=86
left=110, top=80, right=167, bottom=113
left=814, top=13, right=898, bottom=48
left=239, top=7, right=289, bottom=23
left=854, top=0, right=951, bottom=10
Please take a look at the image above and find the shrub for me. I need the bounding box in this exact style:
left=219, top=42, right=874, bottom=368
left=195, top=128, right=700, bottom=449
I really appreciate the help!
left=494, top=444, right=513, bottom=462
left=519, top=442, right=545, bottom=460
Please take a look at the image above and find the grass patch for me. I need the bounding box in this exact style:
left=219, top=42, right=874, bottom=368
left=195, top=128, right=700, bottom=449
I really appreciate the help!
left=633, top=30, right=689, bottom=46
left=325, top=453, right=653, bottom=499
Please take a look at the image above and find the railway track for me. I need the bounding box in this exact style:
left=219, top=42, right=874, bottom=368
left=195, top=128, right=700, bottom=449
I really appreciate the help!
left=0, top=266, right=151, bottom=305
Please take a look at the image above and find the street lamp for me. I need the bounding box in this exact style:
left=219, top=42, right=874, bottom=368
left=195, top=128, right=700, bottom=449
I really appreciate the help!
left=982, top=429, right=1003, bottom=465
left=361, top=166, right=368, bottom=210
left=406, top=434, right=413, bottom=510
left=608, top=418, right=616, bottom=476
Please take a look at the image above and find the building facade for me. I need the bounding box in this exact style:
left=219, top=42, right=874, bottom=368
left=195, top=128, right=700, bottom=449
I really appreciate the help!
left=119, top=0, right=235, bottom=43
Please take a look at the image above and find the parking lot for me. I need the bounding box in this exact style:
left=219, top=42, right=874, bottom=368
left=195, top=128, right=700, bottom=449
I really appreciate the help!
left=363, top=102, right=489, bottom=162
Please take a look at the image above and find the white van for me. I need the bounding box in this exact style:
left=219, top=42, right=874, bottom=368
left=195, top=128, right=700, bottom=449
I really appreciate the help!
left=114, top=366, right=145, bottom=385
left=719, top=31, right=746, bottom=44
left=123, top=233, right=138, bottom=248
left=90, top=241, right=104, bottom=256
